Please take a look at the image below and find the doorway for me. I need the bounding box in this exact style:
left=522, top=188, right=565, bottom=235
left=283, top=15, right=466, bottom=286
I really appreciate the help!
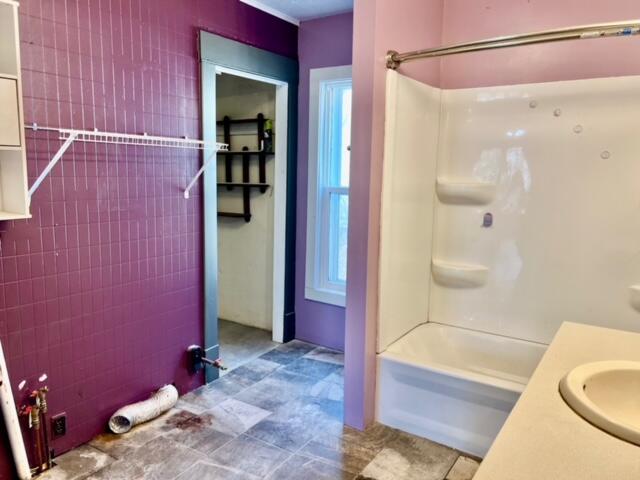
left=200, top=32, right=298, bottom=382
left=215, top=72, right=282, bottom=373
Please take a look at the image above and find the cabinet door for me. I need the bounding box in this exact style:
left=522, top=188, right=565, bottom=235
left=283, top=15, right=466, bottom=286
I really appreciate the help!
left=0, top=77, right=20, bottom=147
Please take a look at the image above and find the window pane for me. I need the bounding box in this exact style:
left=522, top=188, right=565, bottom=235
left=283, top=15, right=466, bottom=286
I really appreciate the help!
left=328, top=191, right=349, bottom=285
left=339, top=87, right=351, bottom=188
left=322, top=81, right=351, bottom=189
left=307, top=67, right=352, bottom=305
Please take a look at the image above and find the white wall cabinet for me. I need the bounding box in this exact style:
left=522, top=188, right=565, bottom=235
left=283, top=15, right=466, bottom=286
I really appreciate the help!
left=0, top=0, right=30, bottom=220
left=0, top=77, right=21, bottom=147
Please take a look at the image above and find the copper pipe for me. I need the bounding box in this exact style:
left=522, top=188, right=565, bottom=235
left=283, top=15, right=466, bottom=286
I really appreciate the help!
left=0, top=339, right=30, bottom=479
left=38, top=387, right=53, bottom=470
left=28, top=395, right=44, bottom=473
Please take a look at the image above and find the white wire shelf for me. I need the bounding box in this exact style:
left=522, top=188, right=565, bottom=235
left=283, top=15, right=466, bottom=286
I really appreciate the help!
left=24, top=124, right=228, bottom=200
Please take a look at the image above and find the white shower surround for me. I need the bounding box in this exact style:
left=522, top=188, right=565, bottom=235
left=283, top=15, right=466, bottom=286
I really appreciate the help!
left=433, top=74, right=640, bottom=344
left=378, top=71, right=441, bottom=352
left=376, top=70, right=640, bottom=455
left=379, top=71, right=640, bottom=348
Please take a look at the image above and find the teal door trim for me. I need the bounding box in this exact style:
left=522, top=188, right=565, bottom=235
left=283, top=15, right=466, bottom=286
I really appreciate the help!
left=199, top=31, right=299, bottom=383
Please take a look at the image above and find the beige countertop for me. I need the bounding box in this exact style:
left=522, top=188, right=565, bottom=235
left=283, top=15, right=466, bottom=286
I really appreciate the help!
left=474, top=322, right=640, bottom=480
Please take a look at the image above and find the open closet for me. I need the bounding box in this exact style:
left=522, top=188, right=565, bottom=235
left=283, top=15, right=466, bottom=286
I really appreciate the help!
left=215, top=73, right=278, bottom=371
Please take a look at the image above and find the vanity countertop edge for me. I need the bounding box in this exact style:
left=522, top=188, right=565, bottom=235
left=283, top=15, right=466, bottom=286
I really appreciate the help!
left=474, top=321, right=640, bottom=480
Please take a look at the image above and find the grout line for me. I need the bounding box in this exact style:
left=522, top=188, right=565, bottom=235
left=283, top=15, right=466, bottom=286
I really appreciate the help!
left=182, top=439, right=230, bottom=460
left=296, top=447, right=356, bottom=475
left=294, top=436, right=314, bottom=454
left=442, top=454, right=462, bottom=480
left=262, top=452, right=292, bottom=477
left=210, top=433, right=238, bottom=453
left=168, top=459, right=261, bottom=480
left=84, top=441, right=119, bottom=460
left=242, top=431, right=291, bottom=453
left=240, top=432, right=296, bottom=477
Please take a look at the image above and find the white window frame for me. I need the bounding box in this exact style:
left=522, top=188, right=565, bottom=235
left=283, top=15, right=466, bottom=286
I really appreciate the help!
left=305, top=65, right=352, bottom=307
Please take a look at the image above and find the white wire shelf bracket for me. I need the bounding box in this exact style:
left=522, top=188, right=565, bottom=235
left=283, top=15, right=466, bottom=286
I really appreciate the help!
left=183, top=150, right=217, bottom=199
left=24, top=124, right=228, bottom=201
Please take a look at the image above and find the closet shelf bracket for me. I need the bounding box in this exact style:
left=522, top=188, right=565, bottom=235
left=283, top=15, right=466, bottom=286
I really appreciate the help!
left=24, top=123, right=228, bottom=202
left=183, top=150, right=217, bottom=199
left=28, top=130, right=78, bottom=200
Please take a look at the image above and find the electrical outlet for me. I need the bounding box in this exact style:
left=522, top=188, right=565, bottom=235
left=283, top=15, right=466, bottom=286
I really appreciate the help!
left=51, top=413, right=66, bottom=438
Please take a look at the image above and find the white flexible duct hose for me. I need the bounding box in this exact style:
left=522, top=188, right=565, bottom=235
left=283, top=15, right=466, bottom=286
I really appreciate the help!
left=0, top=339, right=31, bottom=480
left=108, top=385, right=178, bottom=434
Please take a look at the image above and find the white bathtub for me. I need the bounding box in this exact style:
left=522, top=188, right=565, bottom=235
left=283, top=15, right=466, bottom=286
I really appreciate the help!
left=376, top=322, right=546, bottom=457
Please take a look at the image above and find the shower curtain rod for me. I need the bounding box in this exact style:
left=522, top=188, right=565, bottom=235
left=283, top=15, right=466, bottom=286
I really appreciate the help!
left=386, top=20, right=640, bottom=69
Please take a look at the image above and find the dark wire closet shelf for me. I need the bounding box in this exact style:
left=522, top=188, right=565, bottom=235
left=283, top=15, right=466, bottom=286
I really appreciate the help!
left=217, top=182, right=270, bottom=188
left=217, top=150, right=274, bottom=155
left=216, top=113, right=273, bottom=222
left=218, top=211, right=249, bottom=219
left=216, top=117, right=270, bottom=125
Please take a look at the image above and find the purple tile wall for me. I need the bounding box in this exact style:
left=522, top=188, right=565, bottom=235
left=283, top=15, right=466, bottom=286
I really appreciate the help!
left=0, top=1, right=296, bottom=477
left=295, top=13, right=353, bottom=352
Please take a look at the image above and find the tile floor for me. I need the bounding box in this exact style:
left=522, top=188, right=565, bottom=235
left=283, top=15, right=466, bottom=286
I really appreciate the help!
left=40, top=340, right=479, bottom=480
left=218, top=320, right=278, bottom=376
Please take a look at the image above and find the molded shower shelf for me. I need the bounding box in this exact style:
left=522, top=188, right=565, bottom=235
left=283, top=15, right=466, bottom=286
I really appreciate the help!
left=629, top=286, right=640, bottom=312
left=436, top=179, right=496, bottom=205
left=432, top=260, right=489, bottom=288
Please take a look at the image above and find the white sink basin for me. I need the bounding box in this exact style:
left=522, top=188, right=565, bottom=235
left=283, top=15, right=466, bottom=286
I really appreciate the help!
left=559, top=361, right=640, bottom=446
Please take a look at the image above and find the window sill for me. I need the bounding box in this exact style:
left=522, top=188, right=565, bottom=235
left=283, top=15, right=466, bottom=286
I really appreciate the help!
left=305, top=286, right=346, bottom=308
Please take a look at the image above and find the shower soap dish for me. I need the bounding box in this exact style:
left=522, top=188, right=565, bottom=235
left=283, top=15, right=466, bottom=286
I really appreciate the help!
left=436, top=179, right=496, bottom=205
left=432, top=260, right=489, bottom=288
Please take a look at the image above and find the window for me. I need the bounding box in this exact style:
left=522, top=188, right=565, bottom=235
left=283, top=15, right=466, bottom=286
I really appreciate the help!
left=305, top=65, right=352, bottom=307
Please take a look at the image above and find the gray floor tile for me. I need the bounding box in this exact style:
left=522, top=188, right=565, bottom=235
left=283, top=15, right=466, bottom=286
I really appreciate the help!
left=175, top=461, right=260, bottom=480
left=304, top=347, right=345, bottom=365
left=359, top=430, right=458, bottom=480
left=86, top=459, right=146, bottom=480
left=309, top=379, right=344, bottom=402
left=244, top=415, right=312, bottom=452
left=205, top=374, right=250, bottom=396
left=246, top=398, right=343, bottom=452
left=163, top=411, right=235, bottom=456
left=201, top=358, right=282, bottom=398
left=244, top=357, right=282, bottom=376
left=40, top=445, right=114, bottom=480
left=219, top=319, right=277, bottom=375
left=300, top=425, right=393, bottom=475
left=207, top=434, right=291, bottom=478
left=259, top=349, right=299, bottom=365
left=445, top=456, right=480, bottom=480
left=277, top=339, right=317, bottom=354
left=324, top=370, right=344, bottom=385
left=283, top=357, right=343, bottom=381
left=224, top=358, right=281, bottom=386
left=234, top=369, right=317, bottom=411
left=266, top=454, right=353, bottom=480
left=93, top=436, right=208, bottom=480
left=203, top=398, right=272, bottom=436
left=176, top=384, right=230, bottom=414
left=259, top=340, right=316, bottom=365
left=308, top=396, right=344, bottom=422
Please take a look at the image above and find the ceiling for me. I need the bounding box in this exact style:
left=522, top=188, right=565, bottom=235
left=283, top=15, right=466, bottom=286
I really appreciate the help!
left=240, top=0, right=353, bottom=25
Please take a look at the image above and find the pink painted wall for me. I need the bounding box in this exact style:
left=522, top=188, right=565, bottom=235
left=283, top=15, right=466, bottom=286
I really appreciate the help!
left=295, top=12, right=353, bottom=351
left=0, top=1, right=296, bottom=477
left=346, top=0, right=640, bottom=430
left=441, top=0, right=640, bottom=89
left=345, top=0, right=444, bottom=429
